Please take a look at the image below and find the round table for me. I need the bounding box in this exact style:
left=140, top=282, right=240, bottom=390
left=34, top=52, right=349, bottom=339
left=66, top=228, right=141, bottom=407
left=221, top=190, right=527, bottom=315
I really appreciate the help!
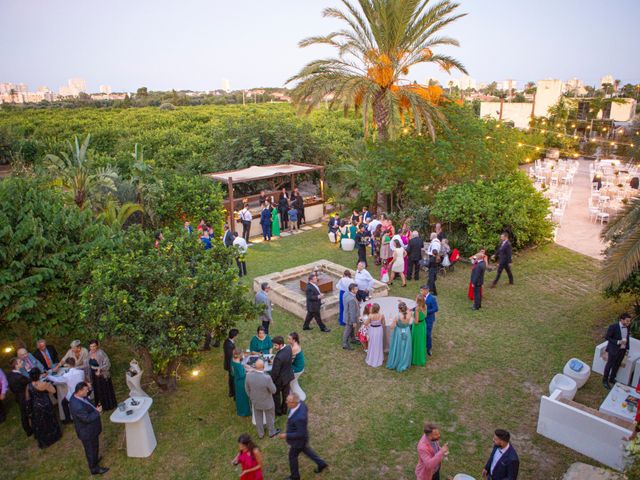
left=360, top=296, right=416, bottom=352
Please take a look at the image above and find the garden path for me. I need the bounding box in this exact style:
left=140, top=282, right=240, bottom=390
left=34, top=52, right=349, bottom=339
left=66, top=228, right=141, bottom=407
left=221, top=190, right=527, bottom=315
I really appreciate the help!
left=554, top=158, right=606, bottom=260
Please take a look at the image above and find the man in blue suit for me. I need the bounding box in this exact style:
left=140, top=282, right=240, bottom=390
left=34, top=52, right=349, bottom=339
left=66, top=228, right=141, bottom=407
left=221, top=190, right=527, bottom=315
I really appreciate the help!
left=260, top=202, right=272, bottom=241
left=420, top=285, right=439, bottom=356
left=69, top=382, right=109, bottom=475
left=279, top=393, right=328, bottom=479
left=482, top=429, right=519, bottom=480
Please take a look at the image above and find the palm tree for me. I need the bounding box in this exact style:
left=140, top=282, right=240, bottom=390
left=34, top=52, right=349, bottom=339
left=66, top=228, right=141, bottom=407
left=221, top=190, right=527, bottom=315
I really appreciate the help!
left=287, top=0, right=467, bottom=141
left=601, top=196, right=640, bottom=286
left=98, top=199, right=144, bottom=231
left=45, top=134, right=118, bottom=209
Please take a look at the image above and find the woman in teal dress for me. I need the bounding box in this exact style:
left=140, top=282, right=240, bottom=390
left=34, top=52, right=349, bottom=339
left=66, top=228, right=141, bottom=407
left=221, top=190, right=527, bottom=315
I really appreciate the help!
left=249, top=326, right=273, bottom=355
left=270, top=203, right=280, bottom=237
left=289, top=332, right=305, bottom=373
left=411, top=295, right=427, bottom=366
left=386, top=302, right=413, bottom=372
left=349, top=220, right=358, bottom=239
left=231, top=349, right=251, bottom=417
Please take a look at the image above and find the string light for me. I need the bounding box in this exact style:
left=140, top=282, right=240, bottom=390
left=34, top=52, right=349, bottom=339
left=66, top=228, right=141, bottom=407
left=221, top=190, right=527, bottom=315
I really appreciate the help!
left=191, top=369, right=201, bottom=377
left=3, top=347, right=13, bottom=354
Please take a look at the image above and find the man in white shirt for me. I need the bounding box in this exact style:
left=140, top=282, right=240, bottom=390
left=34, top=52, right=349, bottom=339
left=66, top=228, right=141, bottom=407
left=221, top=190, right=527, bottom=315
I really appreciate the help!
left=45, top=356, right=85, bottom=424
left=354, top=262, right=374, bottom=301
left=427, top=232, right=441, bottom=257
left=232, top=232, right=248, bottom=277
left=239, top=204, right=253, bottom=242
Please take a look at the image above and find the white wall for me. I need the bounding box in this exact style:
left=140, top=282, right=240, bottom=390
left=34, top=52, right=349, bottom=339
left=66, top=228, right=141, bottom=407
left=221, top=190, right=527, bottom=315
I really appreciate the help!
left=537, top=390, right=631, bottom=471
left=609, top=98, right=637, bottom=122
left=480, top=102, right=533, bottom=129
left=534, top=79, right=563, bottom=117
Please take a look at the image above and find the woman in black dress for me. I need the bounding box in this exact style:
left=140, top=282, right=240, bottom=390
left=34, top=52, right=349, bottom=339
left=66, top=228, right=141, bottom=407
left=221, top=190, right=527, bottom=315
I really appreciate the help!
left=27, top=368, right=61, bottom=449
left=88, top=340, right=117, bottom=410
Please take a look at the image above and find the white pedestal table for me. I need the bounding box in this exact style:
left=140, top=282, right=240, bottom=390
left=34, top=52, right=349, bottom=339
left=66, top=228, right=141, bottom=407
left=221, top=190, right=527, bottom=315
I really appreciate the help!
left=110, top=396, right=157, bottom=458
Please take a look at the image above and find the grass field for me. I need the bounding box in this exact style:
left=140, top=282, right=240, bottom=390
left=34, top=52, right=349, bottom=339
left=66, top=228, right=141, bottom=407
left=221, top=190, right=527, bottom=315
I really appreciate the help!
left=0, top=225, right=626, bottom=479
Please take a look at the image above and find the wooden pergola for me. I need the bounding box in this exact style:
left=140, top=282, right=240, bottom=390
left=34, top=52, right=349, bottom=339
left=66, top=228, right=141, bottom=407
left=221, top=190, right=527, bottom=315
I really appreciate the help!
left=204, top=162, right=326, bottom=228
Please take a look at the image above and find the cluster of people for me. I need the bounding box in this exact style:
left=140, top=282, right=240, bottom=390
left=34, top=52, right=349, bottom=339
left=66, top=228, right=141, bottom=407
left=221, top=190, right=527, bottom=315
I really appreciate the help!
left=240, top=187, right=307, bottom=242
left=0, top=339, right=115, bottom=474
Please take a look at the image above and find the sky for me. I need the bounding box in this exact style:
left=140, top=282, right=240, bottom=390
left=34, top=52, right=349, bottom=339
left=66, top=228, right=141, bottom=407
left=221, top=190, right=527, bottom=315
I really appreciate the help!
left=1, top=0, right=639, bottom=93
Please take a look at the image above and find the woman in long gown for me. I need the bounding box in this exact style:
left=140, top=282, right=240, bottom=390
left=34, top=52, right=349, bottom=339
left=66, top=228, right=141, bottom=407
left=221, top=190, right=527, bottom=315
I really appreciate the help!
left=233, top=434, right=264, bottom=480
left=27, top=368, right=61, bottom=449
left=88, top=340, right=117, bottom=410
left=373, top=224, right=383, bottom=265
left=401, top=227, right=410, bottom=275
left=386, top=302, right=413, bottom=372
left=231, top=349, right=251, bottom=417
left=365, top=303, right=385, bottom=367
left=411, top=295, right=427, bottom=366
left=270, top=203, right=280, bottom=237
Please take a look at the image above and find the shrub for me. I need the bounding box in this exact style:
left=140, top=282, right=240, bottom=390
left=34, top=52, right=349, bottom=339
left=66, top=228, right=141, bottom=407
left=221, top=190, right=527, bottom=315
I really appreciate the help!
left=431, top=171, right=553, bottom=255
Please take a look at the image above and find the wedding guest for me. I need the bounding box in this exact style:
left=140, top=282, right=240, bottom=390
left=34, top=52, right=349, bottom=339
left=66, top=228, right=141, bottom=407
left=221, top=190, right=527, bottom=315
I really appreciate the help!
left=88, top=340, right=117, bottom=411
left=355, top=224, right=369, bottom=267
left=293, top=190, right=305, bottom=227
left=603, top=312, right=633, bottom=389
left=303, top=274, right=331, bottom=332
left=348, top=219, right=358, bottom=240
left=288, top=205, right=299, bottom=231
left=351, top=209, right=360, bottom=224
left=154, top=231, right=164, bottom=249
left=427, top=232, right=441, bottom=257
left=278, top=393, right=328, bottom=479
left=427, top=250, right=440, bottom=296
left=435, top=223, right=446, bottom=241
left=468, top=249, right=487, bottom=304
left=328, top=214, right=339, bottom=243
left=57, top=340, right=89, bottom=375
left=482, top=429, right=519, bottom=480
left=278, top=188, right=290, bottom=230
left=386, top=302, right=413, bottom=372
left=390, top=239, right=407, bottom=287
left=260, top=202, right=272, bottom=241
left=361, top=206, right=372, bottom=222
left=233, top=434, right=264, bottom=479
left=183, top=220, right=193, bottom=235
left=250, top=326, right=273, bottom=355
left=289, top=332, right=305, bottom=377
left=233, top=232, right=248, bottom=277
left=245, top=359, right=280, bottom=439
left=365, top=303, right=385, bottom=367
left=223, top=223, right=234, bottom=247
left=406, top=231, right=424, bottom=281
left=17, top=347, right=45, bottom=376
left=342, top=283, right=360, bottom=350
left=32, top=338, right=59, bottom=371
left=372, top=223, right=383, bottom=265
left=380, top=228, right=392, bottom=266
left=420, top=285, right=439, bottom=356
left=270, top=336, right=294, bottom=416
left=0, top=368, right=7, bottom=423
left=271, top=202, right=281, bottom=237
left=416, top=423, right=448, bottom=480
left=355, top=261, right=375, bottom=301
left=254, top=282, right=273, bottom=334
left=27, top=368, right=61, bottom=449
left=224, top=329, right=239, bottom=398
left=197, top=218, right=206, bottom=233
left=357, top=303, right=371, bottom=352
left=240, top=203, right=253, bottom=242
left=491, top=232, right=514, bottom=288
left=258, top=190, right=267, bottom=205
left=44, top=356, right=84, bottom=424
left=412, top=295, right=427, bottom=366
left=471, top=251, right=487, bottom=311
left=69, top=382, right=109, bottom=475
left=336, top=270, right=353, bottom=326
left=200, top=228, right=212, bottom=250
left=8, top=358, right=32, bottom=436
left=231, top=349, right=251, bottom=417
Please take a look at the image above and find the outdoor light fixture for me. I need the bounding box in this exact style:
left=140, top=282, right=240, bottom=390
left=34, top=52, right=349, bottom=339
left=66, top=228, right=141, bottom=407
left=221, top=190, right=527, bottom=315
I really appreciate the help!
left=571, top=124, right=576, bottom=128
left=191, top=369, right=200, bottom=377
left=610, top=142, right=616, bottom=146
left=3, top=346, right=13, bottom=354
left=556, top=134, right=562, bottom=138
left=541, top=129, right=546, bottom=133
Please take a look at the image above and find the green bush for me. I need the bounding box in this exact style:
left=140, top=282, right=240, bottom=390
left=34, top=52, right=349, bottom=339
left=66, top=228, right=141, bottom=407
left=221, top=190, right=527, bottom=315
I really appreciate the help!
left=431, top=171, right=553, bottom=255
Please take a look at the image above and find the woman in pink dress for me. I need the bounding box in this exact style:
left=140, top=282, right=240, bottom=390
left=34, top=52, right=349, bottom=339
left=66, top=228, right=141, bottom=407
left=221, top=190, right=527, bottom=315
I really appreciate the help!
left=232, top=434, right=264, bottom=480
left=401, top=226, right=410, bottom=275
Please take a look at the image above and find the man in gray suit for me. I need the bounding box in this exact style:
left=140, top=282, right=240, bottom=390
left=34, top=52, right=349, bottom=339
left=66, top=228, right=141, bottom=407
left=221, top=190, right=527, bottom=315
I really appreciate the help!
left=245, top=359, right=280, bottom=439
left=254, top=282, right=273, bottom=334
left=342, top=283, right=360, bottom=350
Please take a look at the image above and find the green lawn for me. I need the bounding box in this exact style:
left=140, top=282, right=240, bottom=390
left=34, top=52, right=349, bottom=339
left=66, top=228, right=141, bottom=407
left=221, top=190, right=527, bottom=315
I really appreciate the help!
left=0, top=226, right=626, bottom=479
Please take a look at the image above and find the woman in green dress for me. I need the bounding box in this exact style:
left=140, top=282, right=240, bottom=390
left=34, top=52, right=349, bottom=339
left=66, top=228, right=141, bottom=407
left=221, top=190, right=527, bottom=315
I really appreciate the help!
left=270, top=203, right=281, bottom=237
left=249, top=326, right=273, bottom=355
left=288, top=332, right=307, bottom=401
left=411, top=295, right=427, bottom=366
left=386, top=302, right=413, bottom=372
left=348, top=219, right=358, bottom=240
left=231, top=349, right=251, bottom=417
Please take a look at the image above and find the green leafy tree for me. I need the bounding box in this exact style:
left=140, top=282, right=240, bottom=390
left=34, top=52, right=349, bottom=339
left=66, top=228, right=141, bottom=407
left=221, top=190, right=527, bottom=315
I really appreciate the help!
left=80, top=229, right=258, bottom=391
left=430, top=171, right=553, bottom=254
left=287, top=0, right=467, bottom=140
left=601, top=197, right=640, bottom=287
left=0, top=177, right=113, bottom=339
left=97, top=200, right=144, bottom=231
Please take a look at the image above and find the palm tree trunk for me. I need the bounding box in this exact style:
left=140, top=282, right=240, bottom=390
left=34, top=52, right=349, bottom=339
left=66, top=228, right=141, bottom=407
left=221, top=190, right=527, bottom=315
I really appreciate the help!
left=373, top=94, right=390, bottom=141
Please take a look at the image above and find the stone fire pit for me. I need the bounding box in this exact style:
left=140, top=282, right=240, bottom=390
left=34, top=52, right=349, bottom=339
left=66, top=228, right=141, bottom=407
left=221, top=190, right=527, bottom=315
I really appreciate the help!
left=253, top=260, right=389, bottom=321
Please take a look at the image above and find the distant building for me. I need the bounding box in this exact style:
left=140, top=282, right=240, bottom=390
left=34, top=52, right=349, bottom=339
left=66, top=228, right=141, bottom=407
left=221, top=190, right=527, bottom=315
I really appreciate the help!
left=533, top=79, right=563, bottom=117
left=600, top=74, right=614, bottom=88
left=563, top=78, right=587, bottom=96
left=221, top=79, right=231, bottom=93
left=90, top=92, right=127, bottom=101
left=500, top=79, right=517, bottom=92
left=458, top=74, right=476, bottom=90
left=99, top=85, right=112, bottom=94
left=68, top=78, right=86, bottom=94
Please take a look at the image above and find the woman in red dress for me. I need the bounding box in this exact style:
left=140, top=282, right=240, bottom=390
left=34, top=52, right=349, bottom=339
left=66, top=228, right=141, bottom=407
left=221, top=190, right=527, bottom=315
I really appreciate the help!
left=232, top=434, right=264, bottom=479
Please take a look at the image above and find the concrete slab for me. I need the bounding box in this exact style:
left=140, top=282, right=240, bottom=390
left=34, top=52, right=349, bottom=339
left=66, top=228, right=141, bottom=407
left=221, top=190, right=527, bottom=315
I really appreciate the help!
left=562, top=462, right=624, bottom=480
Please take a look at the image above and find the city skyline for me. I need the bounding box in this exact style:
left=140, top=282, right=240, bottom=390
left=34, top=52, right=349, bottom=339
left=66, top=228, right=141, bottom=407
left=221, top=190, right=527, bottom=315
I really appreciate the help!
left=1, top=0, right=639, bottom=92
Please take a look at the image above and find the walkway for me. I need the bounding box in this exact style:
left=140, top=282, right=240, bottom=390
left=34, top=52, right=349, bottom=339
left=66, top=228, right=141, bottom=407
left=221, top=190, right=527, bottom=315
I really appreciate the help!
left=554, top=159, right=606, bottom=259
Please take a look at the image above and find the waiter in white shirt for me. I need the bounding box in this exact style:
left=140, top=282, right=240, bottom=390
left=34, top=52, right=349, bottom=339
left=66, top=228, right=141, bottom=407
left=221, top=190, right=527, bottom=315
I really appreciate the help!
left=239, top=203, right=253, bottom=242
left=354, top=262, right=374, bottom=302
left=45, top=356, right=85, bottom=424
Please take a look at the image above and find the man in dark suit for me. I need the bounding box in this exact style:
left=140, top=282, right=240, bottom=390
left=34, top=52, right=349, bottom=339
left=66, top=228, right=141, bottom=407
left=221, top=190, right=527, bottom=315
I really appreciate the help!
left=270, top=336, right=295, bottom=416
left=303, top=274, right=331, bottom=332
left=279, top=393, right=328, bottom=479
left=7, top=357, right=32, bottom=436
left=603, top=312, right=633, bottom=389
left=406, top=231, right=424, bottom=281
left=471, top=250, right=486, bottom=311
left=482, top=429, right=519, bottom=480
left=491, top=232, right=514, bottom=288
left=69, top=382, right=109, bottom=475
left=224, top=329, right=239, bottom=398
left=32, top=338, right=59, bottom=370
left=222, top=223, right=234, bottom=247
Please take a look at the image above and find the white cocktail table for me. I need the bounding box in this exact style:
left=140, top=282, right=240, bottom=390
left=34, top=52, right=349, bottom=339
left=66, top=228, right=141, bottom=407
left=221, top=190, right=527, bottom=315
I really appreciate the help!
left=599, top=383, right=640, bottom=422
left=110, top=396, right=157, bottom=457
